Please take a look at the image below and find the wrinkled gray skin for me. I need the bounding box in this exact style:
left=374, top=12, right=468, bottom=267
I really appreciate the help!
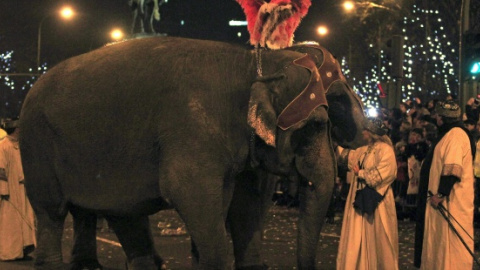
left=19, top=37, right=366, bottom=270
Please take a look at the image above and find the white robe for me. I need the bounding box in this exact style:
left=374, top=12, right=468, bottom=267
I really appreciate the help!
left=337, top=141, right=399, bottom=270
left=0, top=136, right=36, bottom=260
left=421, top=127, right=474, bottom=270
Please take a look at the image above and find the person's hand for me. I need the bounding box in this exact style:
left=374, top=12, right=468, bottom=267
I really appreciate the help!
left=405, top=100, right=412, bottom=107
left=467, top=97, right=475, bottom=106
left=408, top=107, right=416, bottom=115
left=429, top=193, right=445, bottom=208
left=352, top=164, right=360, bottom=176
left=0, top=195, right=9, bottom=201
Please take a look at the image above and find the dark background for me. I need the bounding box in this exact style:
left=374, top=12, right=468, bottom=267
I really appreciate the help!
left=1, top=1, right=476, bottom=119
left=0, top=0, right=343, bottom=72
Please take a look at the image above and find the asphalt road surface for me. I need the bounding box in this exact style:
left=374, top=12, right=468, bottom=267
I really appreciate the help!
left=1, top=205, right=480, bottom=269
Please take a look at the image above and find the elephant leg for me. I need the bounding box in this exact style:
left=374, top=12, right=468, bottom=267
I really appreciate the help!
left=228, top=170, right=274, bottom=269
left=33, top=207, right=66, bottom=270
left=68, top=206, right=103, bottom=270
left=173, top=184, right=229, bottom=268
left=105, top=215, right=164, bottom=270
left=297, top=180, right=333, bottom=269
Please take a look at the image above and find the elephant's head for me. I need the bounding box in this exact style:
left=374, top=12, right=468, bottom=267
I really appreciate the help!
left=287, top=42, right=368, bottom=149
left=245, top=45, right=367, bottom=268
left=246, top=50, right=331, bottom=178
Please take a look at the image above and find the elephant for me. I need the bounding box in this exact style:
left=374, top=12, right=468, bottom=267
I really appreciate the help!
left=19, top=36, right=367, bottom=269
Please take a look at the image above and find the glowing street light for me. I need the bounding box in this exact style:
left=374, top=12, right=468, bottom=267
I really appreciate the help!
left=343, top=1, right=355, bottom=13
left=59, top=6, right=75, bottom=19
left=37, top=6, right=75, bottom=71
left=317, top=25, right=329, bottom=37
left=110, top=29, right=125, bottom=41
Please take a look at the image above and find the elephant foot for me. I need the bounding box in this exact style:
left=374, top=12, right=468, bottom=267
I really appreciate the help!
left=126, top=255, right=164, bottom=270
left=154, top=255, right=166, bottom=270
left=237, top=264, right=269, bottom=270
left=70, top=260, right=103, bottom=270
left=34, top=254, right=64, bottom=270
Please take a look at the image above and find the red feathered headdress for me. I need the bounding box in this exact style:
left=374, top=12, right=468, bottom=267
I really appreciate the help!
left=236, top=0, right=311, bottom=49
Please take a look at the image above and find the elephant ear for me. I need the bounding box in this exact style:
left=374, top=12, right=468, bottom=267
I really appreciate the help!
left=248, top=81, right=277, bottom=147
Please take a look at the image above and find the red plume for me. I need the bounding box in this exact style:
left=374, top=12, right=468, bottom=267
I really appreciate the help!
left=236, top=0, right=265, bottom=45
left=236, top=0, right=312, bottom=49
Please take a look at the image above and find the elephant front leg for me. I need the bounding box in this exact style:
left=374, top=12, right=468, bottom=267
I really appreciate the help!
left=69, top=206, right=103, bottom=270
left=297, top=181, right=333, bottom=269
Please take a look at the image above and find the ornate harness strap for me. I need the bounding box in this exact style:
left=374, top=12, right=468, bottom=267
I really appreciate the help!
left=315, top=46, right=347, bottom=94
left=276, top=54, right=328, bottom=130
left=277, top=45, right=348, bottom=130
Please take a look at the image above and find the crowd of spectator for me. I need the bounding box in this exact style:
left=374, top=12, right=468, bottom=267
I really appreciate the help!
left=358, top=95, right=480, bottom=225
left=333, top=96, right=478, bottom=268
left=298, top=94, right=480, bottom=228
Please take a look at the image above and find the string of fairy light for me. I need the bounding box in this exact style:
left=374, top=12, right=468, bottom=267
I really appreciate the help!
left=1, top=51, right=42, bottom=117
left=0, top=51, right=15, bottom=91
left=1, top=52, right=42, bottom=89
left=342, top=4, right=457, bottom=110
left=402, top=5, right=456, bottom=98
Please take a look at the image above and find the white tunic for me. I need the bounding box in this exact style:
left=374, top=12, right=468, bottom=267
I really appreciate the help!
left=0, top=136, right=36, bottom=260
left=337, top=141, right=399, bottom=270
left=421, top=127, right=474, bottom=270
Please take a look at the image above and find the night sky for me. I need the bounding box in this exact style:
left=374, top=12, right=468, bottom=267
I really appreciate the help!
left=0, top=0, right=345, bottom=71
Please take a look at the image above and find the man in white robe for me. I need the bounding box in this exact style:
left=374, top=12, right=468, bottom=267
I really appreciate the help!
left=0, top=119, right=36, bottom=261
left=421, top=101, right=475, bottom=269
left=337, top=118, right=398, bottom=270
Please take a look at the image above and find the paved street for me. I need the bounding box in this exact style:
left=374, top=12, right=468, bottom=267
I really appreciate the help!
left=1, top=205, right=479, bottom=269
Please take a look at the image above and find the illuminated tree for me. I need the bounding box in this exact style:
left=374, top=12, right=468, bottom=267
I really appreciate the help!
left=401, top=3, right=458, bottom=100
left=341, top=0, right=461, bottom=108
left=0, top=51, right=41, bottom=118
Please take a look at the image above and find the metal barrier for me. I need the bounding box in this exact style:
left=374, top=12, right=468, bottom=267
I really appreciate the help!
left=391, top=179, right=418, bottom=220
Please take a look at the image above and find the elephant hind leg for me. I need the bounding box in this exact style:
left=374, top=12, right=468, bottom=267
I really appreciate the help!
left=104, top=215, right=164, bottom=270
left=21, top=113, right=68, bottom=269
left=33, top=207, right=67, bottom=269
left=174, top=195, right=229, bottom=268
left=68, top=206, right=103, bottom=270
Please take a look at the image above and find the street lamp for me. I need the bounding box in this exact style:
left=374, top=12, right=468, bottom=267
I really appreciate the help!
left=317, top=25, right=329, bottom=37
left=37, top=6, right=75, bottom=71
left=110, top=29, right=125, bottom=41
left=343, top=1, right=355, bottom=13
